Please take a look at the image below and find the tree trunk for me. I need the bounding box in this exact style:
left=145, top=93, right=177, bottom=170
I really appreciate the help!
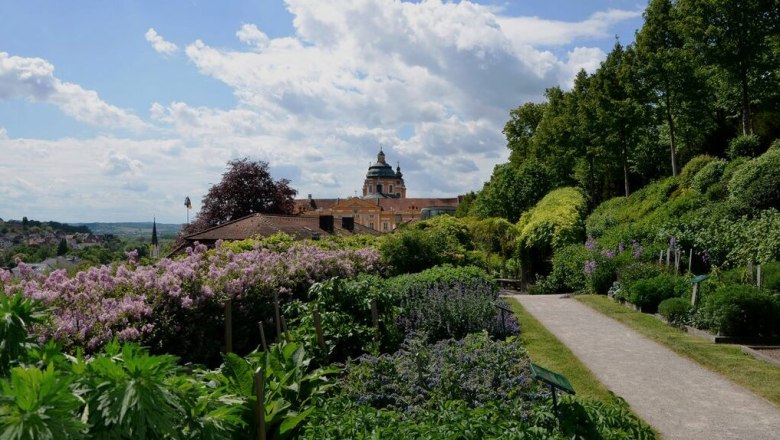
left=741, top=72, right=751, bottom=135
left=664, top=82, right=678, bottom=176
left=622, top=146, right=630, bottom=197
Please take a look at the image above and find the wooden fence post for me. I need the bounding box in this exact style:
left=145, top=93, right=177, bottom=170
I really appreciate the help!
left=280, top=315, right=290, bottom=343
left=274, top=292, right=282, bottom=340
left=688, top=249, right=693, bottom=273
left=225, top=299, right=233, bottom=354
left=254, top=367, right=266, bottom=440
left=258, top=321, right=267, bottom=352
left=313, top=309, right=325, bottom=350
left=371, top=300, right=380, bottom=341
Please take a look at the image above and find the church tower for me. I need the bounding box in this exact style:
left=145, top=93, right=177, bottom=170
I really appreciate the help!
left=150, top=218, right=159, bottom=259
left=362, top=148, right=406, bottom=198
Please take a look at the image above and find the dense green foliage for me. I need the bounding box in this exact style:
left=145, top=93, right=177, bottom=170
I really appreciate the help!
left=516, top=188, right=587, bottom=276
left=658, top=298, right=692, bottom=326
left=695, top=285, right=780, bottom=337
left=678, top=155, right=715, bottom=189
left=379, top=215, right=473, bottom=275
left=628, top=275, right=688, bottom=313
left=728, top=149, right=780, bottom=211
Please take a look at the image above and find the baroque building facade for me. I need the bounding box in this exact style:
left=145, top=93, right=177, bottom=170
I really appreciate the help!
left=296, top=149, right=459, bottom=231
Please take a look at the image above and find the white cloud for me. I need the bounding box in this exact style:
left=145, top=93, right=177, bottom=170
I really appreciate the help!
left=0, top=1, right=641, bottom=221
left=0, top=52, right=148, bottom=131
left=236, top=24, right=270, bottom=48
left=498, top=9, right=642, bottom=46
left=101, top=150, right=144, bottom=176
left=0, top=127, right=7, bottom=140
left=145, top=28, right=179, bottom=55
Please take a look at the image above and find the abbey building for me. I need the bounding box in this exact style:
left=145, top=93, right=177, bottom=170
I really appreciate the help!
left=296, top=149, right=460, bottom=231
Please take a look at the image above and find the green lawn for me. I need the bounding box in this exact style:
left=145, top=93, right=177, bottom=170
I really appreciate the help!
left=508, top=297, right=617, bottom=403
left=576, top=295, right=780, bottom=408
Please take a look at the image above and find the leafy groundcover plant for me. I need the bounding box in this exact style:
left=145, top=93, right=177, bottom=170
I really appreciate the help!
left=302, top=332, right=655, bottom=440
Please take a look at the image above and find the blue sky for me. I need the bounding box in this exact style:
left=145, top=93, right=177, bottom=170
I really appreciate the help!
left=0, top=0, right=646, bottom=223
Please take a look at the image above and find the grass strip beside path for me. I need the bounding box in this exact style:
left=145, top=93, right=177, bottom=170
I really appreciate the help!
left=576, top=294, right=780, bottom=408
left=508, top=297, right=616, bottom=403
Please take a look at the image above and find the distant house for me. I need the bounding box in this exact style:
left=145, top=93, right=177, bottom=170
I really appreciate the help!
left=172, top=213, right=379, bottom=254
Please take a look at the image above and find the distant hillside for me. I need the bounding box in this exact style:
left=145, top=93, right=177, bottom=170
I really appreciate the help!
left=71, top=222, right=181, bottom=238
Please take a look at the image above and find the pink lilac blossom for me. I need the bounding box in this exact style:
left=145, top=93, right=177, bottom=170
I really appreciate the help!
left=4, top=242, right=381, bottom=353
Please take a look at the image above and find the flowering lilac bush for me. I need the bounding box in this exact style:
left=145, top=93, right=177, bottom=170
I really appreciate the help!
left=1, top=242, right=381, bottom=364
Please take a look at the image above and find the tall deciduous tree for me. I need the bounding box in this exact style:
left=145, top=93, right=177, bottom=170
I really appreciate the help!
left=636, top=0, right=714, bottom=176
left=504, top=102, right=547, bottom=166
left=679, top=0, right=780, bottom=135
left=185, top=158, right=297, bottom=234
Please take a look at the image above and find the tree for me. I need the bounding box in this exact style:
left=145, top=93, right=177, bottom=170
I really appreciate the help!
left=186, top=158, right=297, bottom=234
left=504, top=102, right=547, bottom=165
left=472, top=161, right=552, bottom=223
left=57, top=238, right=68, bottom=256
left=679, top=0, right=780, bottom=135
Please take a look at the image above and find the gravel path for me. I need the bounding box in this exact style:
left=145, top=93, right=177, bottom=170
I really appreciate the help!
left=510, top=294, right=780, bottom=440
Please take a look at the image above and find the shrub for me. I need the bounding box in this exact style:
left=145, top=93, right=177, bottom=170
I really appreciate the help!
left=770, top=139, right=780, bottom=151
left=387, top=265, right=518, bottom=341
left=690, top=158, right=727, bottom=195
left=628, top=275, right=688, bottom=312
left=762, top=261, right=780, bottom=292
left=619, top=262, right=664, bottom=290
left=678, top=155, right=715, bottom=188
left=658, top=297, right=692, bottom=326
left=537, top=244, right=589, bottom=293
left=342, top=333, right=542, bottom=415
left=696, top=285, right=780, bottom=337
left=728, top=149, right=780, bottom=211
left=727, top=134, right=761, bottom=159
left=285, top=276, right=403, bottom=362
left=380, top=215, right=473, bottom=275
left=517, top=187, right=587, bottom=277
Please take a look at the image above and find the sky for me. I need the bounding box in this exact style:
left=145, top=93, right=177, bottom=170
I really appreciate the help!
left=0, top=0, right=647, bottom=223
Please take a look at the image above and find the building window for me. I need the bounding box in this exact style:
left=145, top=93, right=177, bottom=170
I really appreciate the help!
left=369, top=184, right=373, bottom=193
left=369, top=222, right=374, bottom=229
left=383, top=222, right=389, bottom=231
left=377, top=184, right=383, bottom=193
left=389, top=184, right=393, bottom=193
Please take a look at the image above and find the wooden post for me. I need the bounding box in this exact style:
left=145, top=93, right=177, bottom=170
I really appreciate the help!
left=747, top=262, right=754, bottom=283
left=688, top=249, right=693, bottom=273
left=258, top=321, right=267, bottom=352
left=370, top=300, right=380, bottom=341
left=675, top=249, right=681, bottom=274
left=757, top=265, right=762, bottom=288
left=254, top=367, right=266, bottom=440
left=225, top=299, right=233, bottom=354
left=274, top=292, right=282, bottom=340
left=666, top=249, right=670, bottom=267
left=313, top=309, right=325, bottom=350
left=280, top=315, right=290, bottom=343
left=691, top=283, right=699, bottom=307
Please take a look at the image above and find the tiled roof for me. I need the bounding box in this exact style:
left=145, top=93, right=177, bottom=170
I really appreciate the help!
left=184, top=213, right=380, bottom=242
left=295, top=197, right=459, bottom=212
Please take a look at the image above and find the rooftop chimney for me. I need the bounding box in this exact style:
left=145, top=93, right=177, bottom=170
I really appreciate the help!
left=319, top=215, right=334, bottom=233
left=341, top=216, right=354, bottom=232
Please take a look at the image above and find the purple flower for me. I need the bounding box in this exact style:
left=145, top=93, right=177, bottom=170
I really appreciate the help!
left=584, top=260, right=597, bottom=275
left=631, top=240, right=644, bottom=259
left=618, top=242, right=625, bottom=253
left=601, top=249, right=615, bottom=259
left=585, top=236, right=597, bottom=252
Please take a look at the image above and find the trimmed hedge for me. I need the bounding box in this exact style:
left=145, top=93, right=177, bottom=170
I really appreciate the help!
left=728, top=149, right=780, bottom=211
left=679, top=155, right=715, bottom=189
left=690, top=158, right=727, bottom=195
left=516, top=187, right=587, bottom=254
left=658, top=297, right=691, bottom=326
left=628, top=274, right=688, bottom=313
left=727, top=134, right=761, bottom=159
left=696, top=285, right=780, bottom=337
